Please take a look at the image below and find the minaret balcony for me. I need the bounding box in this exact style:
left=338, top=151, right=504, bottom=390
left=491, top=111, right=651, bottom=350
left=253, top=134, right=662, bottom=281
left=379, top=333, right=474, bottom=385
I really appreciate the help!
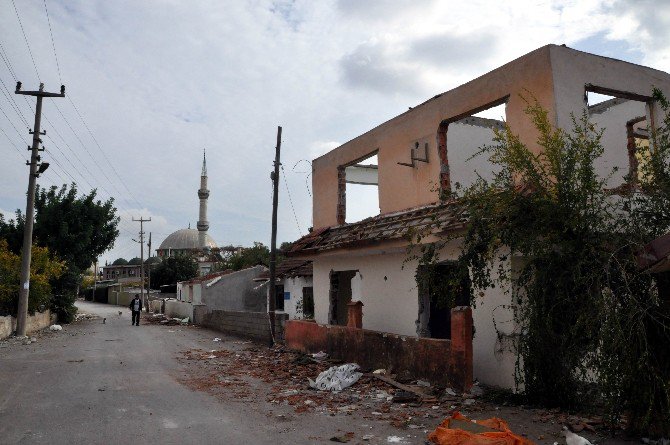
left=197, top=221, right=209, bottom=231
left=198, top=189, right=210, bottom=199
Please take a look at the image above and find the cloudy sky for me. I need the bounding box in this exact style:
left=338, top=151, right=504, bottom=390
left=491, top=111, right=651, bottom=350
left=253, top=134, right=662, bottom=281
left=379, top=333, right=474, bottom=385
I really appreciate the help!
left=0, top=0, right=668, bottom=265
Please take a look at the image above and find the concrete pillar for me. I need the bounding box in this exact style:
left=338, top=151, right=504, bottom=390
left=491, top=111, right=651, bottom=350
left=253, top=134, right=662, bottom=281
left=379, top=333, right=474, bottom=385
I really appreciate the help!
left=347, top=301, right=364, bottom=329
left=450, top=306, right=473, bottom=391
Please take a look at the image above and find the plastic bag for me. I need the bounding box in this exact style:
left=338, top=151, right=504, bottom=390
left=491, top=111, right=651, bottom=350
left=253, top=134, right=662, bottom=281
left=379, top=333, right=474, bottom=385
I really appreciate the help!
left=308, top=363, right=362, bottom=391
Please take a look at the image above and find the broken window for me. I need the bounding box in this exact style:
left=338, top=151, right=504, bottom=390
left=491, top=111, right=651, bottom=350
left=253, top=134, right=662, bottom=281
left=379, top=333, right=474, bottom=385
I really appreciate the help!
left=438, top=98, right=508, bottom=195
left=302, top=286, right=314, bottom=319
left=329, top=270, right=357, bottom=325
left=417, top=262, right=471, bottom=339
left=585, top=86, right=654, bottom=187
left=338, top=152, right=379, bottom=224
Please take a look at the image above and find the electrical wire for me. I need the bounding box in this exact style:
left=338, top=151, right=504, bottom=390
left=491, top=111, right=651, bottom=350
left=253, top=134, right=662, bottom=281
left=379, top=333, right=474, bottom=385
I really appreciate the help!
left=10, top=0, right=40, bottom=81
left=280, top=164, right=303, bottom=236
left=42, top=0, right=62, bottom=84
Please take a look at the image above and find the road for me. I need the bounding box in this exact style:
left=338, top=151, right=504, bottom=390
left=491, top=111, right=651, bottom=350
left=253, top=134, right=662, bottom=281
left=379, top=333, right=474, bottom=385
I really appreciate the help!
left=0, top=301, right=422, bottom=445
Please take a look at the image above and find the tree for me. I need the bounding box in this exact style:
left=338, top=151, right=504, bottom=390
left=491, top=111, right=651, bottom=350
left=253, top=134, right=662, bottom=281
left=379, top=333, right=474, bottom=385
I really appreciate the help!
left=0, top=239, right=64, bottom=316
left=149, top=256, right=198, bottom=289
left=218, top=242, right=270, bottom=271
left=127, top=257, right=142, bottom=265
left=1, top=183, right=119, bottom=320
left=412, top=94, right=670, bottom=434
left=112, top=258, right=129, bottom=266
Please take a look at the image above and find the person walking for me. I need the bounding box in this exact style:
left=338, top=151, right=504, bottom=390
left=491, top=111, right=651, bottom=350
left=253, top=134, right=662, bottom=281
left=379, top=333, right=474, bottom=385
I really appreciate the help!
left=129, top=294, right=142, bottom=326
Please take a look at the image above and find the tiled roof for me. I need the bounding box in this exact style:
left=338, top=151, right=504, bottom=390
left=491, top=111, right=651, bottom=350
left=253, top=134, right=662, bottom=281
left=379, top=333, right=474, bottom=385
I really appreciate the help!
left=290, top=201, right=466, bottom=255
left=257, top=259, right=313, bottom=280
left=178, top=269, right=233, bottom=285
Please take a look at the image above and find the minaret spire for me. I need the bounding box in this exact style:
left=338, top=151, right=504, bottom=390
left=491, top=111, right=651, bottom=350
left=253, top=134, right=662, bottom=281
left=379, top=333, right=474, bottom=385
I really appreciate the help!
left=197, top=148, right=210, bottom=249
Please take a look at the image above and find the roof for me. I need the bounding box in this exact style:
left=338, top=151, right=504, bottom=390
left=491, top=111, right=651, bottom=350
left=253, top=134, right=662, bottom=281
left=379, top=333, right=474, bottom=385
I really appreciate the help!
left=290, top=201, right=466, bottom=255
left=178, top=270, right=233, bottom=285
left=158, top=228, right=217, bottom=250
left=256, top=259, right=313, bottom=280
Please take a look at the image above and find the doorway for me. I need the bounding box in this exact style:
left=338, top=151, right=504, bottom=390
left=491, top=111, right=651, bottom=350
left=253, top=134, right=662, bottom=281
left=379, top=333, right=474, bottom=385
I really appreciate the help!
left=329, top=270, right=357, bottom=325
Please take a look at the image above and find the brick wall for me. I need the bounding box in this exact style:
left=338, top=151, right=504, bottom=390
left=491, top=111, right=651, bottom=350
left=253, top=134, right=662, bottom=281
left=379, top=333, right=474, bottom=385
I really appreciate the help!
left=285, top=307, right=473, bottom=391
left=199, top=309, right=289, bottom=343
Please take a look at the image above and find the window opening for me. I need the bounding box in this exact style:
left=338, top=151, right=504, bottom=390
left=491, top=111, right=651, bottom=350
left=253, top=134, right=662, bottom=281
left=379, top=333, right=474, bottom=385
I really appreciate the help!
left=585, top=86, right=653, bottom=187
left=339, top=151, right=379, bottom=224
left=438, top=98, right=508, bottom=195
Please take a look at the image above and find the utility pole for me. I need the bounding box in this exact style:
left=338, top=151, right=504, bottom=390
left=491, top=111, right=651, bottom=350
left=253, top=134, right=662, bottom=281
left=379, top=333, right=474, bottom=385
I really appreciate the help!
left=147, top=232, right=152, bottom=312
left=268, top=126, right=282, bottom=346
left=132, top=217, right=151, bottom=314
left=14, top=82, right=64, bottom=337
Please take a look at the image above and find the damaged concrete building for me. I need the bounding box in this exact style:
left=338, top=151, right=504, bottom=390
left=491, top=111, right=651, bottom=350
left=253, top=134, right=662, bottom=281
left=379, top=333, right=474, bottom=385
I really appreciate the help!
left=286, top=44, right=670, bottom=390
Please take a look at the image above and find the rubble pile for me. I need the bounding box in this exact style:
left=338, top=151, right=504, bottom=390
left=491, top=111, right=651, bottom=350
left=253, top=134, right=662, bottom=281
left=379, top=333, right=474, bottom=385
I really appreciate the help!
left=176, top=344, right=488, bottom=429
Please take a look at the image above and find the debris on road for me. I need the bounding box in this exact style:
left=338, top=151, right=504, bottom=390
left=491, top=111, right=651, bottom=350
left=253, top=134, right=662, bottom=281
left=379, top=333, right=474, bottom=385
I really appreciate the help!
left=49, top=324, right=62, bottom=331
left=428, top=412, right=534, bottom=445
left=213, top=337, right=221, bottom=342
left=309, top=364, right=363, bottom=392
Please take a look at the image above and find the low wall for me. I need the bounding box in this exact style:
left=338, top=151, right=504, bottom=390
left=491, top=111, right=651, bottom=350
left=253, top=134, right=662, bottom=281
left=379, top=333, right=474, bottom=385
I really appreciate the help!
left=199, top=310, right=288, bottom=343
left=0, top=310, right=56, bottom=339
left=285, top=307, right=473, bottom=390
left=165, top=300, right=193, bottom=321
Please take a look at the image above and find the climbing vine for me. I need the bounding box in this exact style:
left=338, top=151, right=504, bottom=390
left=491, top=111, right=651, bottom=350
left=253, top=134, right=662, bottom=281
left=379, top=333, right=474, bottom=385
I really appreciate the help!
left=409, top=91, right=670, bottom=435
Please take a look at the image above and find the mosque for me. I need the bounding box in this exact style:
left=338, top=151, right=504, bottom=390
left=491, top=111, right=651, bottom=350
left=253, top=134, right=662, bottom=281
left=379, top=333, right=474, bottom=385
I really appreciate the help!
left=157, top=150, right=219, bottom=275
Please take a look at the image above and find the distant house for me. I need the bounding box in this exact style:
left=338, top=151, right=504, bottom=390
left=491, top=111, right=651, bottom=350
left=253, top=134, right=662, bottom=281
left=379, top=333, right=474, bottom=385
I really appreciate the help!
left=255, top=259, right=313, bottom=320
left=101, top=264, right=142, bottom=283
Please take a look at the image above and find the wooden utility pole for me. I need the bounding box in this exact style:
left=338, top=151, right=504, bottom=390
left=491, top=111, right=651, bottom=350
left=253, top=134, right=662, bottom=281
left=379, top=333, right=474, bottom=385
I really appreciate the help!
left=132, top=217, right=151, bottom=313
left=147, top=232, right=152, bottom=311
left=268, top=126, right=282, bottom=345
left=14, top=82, right=64, bottom=336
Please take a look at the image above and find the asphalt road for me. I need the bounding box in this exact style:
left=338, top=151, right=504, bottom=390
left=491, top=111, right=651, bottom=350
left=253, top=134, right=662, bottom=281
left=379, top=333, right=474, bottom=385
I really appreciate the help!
left=0, top=301, right=410, bottom=445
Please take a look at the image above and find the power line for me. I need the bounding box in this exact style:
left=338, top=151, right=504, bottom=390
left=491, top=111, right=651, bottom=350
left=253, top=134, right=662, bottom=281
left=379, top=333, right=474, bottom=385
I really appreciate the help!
left=280, top=164, right=303, bottom=236
left=42, top=0, right=62, bottom=84
left=10, top=0, right=41, bottom=81
left=0, top=126, right=27, bottom=161
left=0, top=41, right=18, bottom=81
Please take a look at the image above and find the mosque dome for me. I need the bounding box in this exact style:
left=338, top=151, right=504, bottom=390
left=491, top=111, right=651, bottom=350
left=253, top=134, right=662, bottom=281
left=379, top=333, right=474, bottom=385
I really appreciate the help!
left=158, top=229, right=217, bottom=251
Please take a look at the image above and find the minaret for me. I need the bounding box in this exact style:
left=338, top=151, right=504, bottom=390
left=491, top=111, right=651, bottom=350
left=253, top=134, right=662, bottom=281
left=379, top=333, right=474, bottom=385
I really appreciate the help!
left=197, top=149, right=210, bottom=249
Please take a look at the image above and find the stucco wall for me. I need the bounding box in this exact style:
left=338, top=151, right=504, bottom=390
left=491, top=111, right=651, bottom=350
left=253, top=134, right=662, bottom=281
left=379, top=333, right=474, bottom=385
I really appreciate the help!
left=311, top=244, right=518, bottom=390
left=448, top=120, right=501, bottom=191
left=0, top=310, right=55, bottom=339
left=278, top=276, right=313, bottom=320
left=202, top=266, right=267, bottom=312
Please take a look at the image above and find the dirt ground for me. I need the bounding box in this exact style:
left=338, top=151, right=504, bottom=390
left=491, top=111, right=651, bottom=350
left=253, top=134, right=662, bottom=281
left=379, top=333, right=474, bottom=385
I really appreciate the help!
left=158, top=317, right=637, bottom=445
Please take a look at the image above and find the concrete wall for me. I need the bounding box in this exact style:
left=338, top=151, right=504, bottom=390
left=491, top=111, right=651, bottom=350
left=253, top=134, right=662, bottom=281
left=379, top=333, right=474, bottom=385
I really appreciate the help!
left=202, top=266, right=267, bottom=312
left=199, top=309, right=288, bottom=343
left=277, top=276, right=313, bottom=320
left=0, top=310, right=55, bottom=339
left=448, top=119, right=501, bottom=191
left=165, top=299, right=193, bottom=321
left=285, top=306, right=472, bottom=390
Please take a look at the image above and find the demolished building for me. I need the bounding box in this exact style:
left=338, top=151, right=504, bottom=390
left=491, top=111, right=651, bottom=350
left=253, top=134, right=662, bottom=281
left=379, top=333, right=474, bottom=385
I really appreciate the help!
left=286, top=44, right=670, bottom=390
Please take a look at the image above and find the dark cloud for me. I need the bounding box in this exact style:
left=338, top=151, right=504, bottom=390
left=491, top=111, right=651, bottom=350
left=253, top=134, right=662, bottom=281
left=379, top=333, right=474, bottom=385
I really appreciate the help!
left=339, top=41, right=426, bottom=95
left=409, top=32, right=498, bottom=69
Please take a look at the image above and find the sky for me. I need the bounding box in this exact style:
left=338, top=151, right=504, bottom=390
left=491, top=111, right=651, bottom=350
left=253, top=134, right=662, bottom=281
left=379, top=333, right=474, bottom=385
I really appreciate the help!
left=0, top=0, right=668, bottom=265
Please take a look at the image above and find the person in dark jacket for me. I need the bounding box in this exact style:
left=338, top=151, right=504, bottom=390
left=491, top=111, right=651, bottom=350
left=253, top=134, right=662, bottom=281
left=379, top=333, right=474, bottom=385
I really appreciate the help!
left=129, top=294, right=142, bottom=326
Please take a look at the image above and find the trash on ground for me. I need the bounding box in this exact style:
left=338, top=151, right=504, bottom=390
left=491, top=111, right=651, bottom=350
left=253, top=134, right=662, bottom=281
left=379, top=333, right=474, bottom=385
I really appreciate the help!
left=562, top=425, right=592, bottom=445
left=213, top=338, right=221, bottom=342
left=392, top=390, right=418, bottom=403
left=49, top=324, right=62, bottom=331
left=428, top=412, right=534, bottom=445
left=387, top=436, right=408, bottom=443
left=311, top=351, right=328, bottom=360
left=444, top=388, right=457, bottom=397
left=372, top=368, right=387, bottom=375
left=416, top=379, right=431, bottom=387
left=309, top=363, right=363, bottom=391
left=181, top=317, right=189, bottom=324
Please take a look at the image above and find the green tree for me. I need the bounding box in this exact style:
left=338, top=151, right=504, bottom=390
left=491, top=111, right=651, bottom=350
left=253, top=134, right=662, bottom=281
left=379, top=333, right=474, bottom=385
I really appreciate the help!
left=412, top=94, right=670, bottom=434
left=1, top=184, right=119, bottom=318
left=219, top=242, right=270, bottom=271
left=149, top=256, right=198, bottom=289
left=127, top=257, right=142, bottom=265
left=0, top=239, right=64, bottom=316
left=112, top=258, right=129, bottom=266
